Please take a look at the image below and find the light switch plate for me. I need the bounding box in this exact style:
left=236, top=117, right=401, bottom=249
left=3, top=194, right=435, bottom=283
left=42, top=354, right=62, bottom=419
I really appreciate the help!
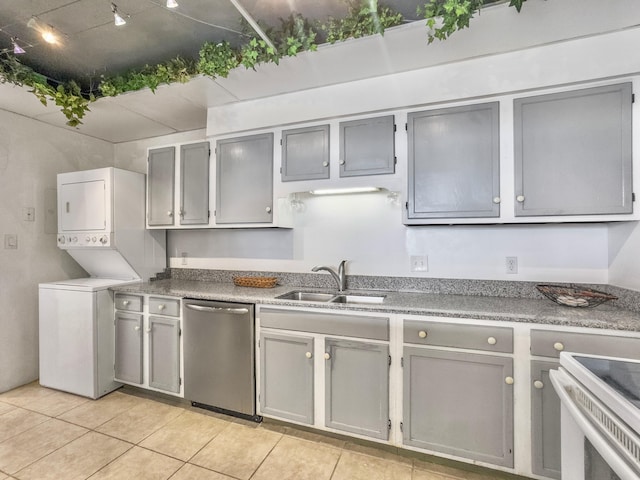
left=4, top=234, right=17, bottom=249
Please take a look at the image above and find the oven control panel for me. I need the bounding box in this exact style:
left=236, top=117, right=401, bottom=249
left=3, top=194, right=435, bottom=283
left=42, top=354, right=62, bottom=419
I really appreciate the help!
left=57, top=232, right=111, bottom=248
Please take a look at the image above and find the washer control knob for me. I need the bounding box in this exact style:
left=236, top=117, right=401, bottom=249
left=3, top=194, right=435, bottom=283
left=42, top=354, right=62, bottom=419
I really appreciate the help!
left=100, top=236, right=108, bottom=245
left=58, top=236, right=66, bottom=244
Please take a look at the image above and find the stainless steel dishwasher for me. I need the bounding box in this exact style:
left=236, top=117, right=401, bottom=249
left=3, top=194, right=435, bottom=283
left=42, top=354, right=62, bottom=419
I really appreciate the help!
left=183, top=299, right=260, bottom=422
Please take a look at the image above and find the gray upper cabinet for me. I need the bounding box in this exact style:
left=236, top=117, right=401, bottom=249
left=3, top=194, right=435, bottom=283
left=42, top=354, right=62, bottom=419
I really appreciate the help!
left=179, top=142, right=210, bottom=226
left=339, top=115, right=395, bottom=177
left=147, top=146, right=176, bottom=226
left=260, top=332, right=314, bottom=425
left=403, top=346, right=514, bottom=467
left=325, top=338, right=389, bottom=440
left=281, top=125, right=330, bottom=181
left=514, top=82, right=633, bottom=216
left=216, top=133, right=274, bottom=224
left=407, top=103, right=500, bottom=221
left=114, top=312, right=143, bottom=385
left=148, top=317, right=181, bottom=393
left=531, top=360, right=561, bottom=480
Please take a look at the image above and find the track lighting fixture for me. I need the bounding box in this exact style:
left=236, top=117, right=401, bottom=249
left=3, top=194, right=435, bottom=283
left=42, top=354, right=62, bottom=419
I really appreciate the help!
left=11, top=37, right=26, bottom=54
left=166, top=0, right=179, bottom=8
left=111, top=3, right=127, bottom=26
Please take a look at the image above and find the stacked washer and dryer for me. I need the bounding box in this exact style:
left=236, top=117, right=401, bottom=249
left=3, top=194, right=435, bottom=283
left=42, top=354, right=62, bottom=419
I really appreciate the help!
left=38, top=167, right=166, bottom=399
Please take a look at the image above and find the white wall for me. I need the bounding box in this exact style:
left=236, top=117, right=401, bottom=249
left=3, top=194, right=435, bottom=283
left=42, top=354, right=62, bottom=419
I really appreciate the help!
left=0, top=110, right=113, bottom=393
left=609, top=222, right=640, bottom=291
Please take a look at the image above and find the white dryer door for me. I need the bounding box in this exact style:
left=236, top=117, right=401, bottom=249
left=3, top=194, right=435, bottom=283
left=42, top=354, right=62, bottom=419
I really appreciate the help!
left=58, top=179, right=106, bottom=232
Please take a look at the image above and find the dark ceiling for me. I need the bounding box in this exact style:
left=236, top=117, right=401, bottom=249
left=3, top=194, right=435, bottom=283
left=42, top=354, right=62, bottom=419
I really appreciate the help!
left=0, top=0, right=428, bottom=93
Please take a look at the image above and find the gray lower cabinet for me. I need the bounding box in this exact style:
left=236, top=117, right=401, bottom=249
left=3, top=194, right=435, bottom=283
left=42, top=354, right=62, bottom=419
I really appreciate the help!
left=260, top=332, right=314, bottom=424
left=403, top=346, right=514, bottom=467
left=147, top=146, right=176, bottom=226
left=514, top=82, right=633, bottom=216
left=339, top=115, right=395, bottom=177
left=216, top=133, right=274, bottom=224
left=114, top=312, right=143, bottom=385
left=148, top=317, right=181, bottom=393
left=406, top=102, right=500, bottom=221
left=531, top=360, right=561, bottom=480
left=325, top=338, right=389, bottom=440
left=281, top=125, right=330, bottom=181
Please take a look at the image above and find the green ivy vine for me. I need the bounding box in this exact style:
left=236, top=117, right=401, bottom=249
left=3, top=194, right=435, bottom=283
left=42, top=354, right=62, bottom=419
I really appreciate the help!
left=0, top=0, right=529, bottom=128
left=321, top=0, right=404, bottom=44
left=419, top=0, right=527, bottom=43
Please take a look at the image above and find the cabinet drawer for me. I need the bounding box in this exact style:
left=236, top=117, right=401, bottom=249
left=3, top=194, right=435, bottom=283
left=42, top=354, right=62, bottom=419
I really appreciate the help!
left=114, top=294, right=143, bottom=312
left=530, top=329, right=640, bottom=359
left=260, top=308, right=388, bottom=341
left=404, top=320, right=513, bottom=353
left=149, top=297, right=180, bottom=317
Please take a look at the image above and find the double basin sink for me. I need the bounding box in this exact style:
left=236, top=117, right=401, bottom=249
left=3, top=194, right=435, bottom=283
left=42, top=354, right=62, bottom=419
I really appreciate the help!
left=276, top=290, right=385, bottom=305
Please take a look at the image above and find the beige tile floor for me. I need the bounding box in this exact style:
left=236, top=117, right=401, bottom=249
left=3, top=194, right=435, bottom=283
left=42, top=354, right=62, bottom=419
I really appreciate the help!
left=0, top=383, right=512, bottom=480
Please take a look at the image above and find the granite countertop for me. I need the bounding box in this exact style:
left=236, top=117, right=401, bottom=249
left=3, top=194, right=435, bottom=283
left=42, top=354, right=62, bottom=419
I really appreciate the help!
left=112, top=279, right=640, bottom=332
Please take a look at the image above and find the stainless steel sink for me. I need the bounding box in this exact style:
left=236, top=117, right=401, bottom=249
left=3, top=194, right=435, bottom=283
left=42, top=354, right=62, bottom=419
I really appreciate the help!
left=330, top=294, right=386, bottom=304
left=276, top=290, right=385, bottom=304
left=276, top=291, right=337, bottom=302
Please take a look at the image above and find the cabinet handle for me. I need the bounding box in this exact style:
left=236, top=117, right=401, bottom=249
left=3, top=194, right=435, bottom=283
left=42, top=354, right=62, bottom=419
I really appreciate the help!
left=516, top=195, right=525, bottom=203
left=418, top=330, right=427, bottom=339
left=487, top=336, right=497, bottom=345
left=134, top=325, right=140, bottom=331
left=146, top=327, right=152, bottom=333
left=534, top=380, right=544, bottom=389
left=492, top=197, right=501, bottom=204
left=157, top=304, right=165, bottom=311
left=339, top=160, right=345, bottom=165
left=265, top=206, right=272, bottom=213
left=324, top=353, right=331, bottom=360
left=322, top=161, right=329, bottom=167
left=122, top=300, right=130, bottom=306
left=66, top=202, right=70, bottom=213
left=167, top=211, right=173, bottom=217
left=505, top=377, right=514, bottom=385
left=554, top=342, right=564, bottom=352
left=305, top=351, right=312, bottom=359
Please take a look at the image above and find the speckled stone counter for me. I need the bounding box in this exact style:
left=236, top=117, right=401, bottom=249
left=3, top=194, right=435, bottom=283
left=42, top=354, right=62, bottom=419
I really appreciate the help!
left=112, top=279, right=640, bottom=332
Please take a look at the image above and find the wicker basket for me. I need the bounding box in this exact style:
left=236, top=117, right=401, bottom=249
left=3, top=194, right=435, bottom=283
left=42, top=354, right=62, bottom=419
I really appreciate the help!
left=536, top=284, right=617, bottom=308
left=233, top=276, right=278, bottom=288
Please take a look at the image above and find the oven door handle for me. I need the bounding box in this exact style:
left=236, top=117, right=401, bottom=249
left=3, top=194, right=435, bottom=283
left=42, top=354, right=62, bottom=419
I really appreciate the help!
left=550, top=369, right=640, bottom=480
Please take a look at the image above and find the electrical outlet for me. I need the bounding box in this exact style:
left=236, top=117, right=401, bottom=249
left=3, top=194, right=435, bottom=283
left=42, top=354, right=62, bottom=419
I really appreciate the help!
left=181, top=252, right=188, bottom=265
left=411, top=255, right=428, bottom=272
left=506, top=256, right=518, bottom=274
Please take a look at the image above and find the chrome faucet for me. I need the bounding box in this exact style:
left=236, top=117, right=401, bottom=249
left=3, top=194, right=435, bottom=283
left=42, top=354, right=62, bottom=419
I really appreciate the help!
left=312, top=260, right=347, bottom=292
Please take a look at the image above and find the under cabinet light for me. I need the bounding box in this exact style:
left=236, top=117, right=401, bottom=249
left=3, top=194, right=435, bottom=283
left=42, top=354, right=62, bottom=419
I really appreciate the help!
left=309, top=187, right=382, bottom=196
left=166, top=0, right=179, bottom=8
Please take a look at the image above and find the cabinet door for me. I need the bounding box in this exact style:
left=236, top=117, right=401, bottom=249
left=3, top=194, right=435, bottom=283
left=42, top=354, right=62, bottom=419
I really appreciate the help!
left=216, top=133, right=273, bottom=224
left=403, top=346, right=514, bottom=467
left=147, top=146, right=176, bottom=226
left=339, top=115, right=395, bottom=177
left=325, top=338, right=389, bottom=440
left=281, top=125, right=330, bottom=181
left=148, top=317, right=181, bottom=393
left=260, top=332, right=314, bottom=424
left=114, top=312, right=143, bottom=384
left=180, top=142, right=210, bottom=225
left=531, top=360, right=561, bottom=479
left=514, top=82, right=632, bottom=216
left=407, top=103, right=500, bottom=220
left=58, top=179, right=107, bottom=232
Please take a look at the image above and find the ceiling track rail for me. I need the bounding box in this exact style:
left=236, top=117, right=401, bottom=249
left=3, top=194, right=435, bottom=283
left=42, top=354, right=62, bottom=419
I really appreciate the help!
left=228, top=0, right=275, bottom=51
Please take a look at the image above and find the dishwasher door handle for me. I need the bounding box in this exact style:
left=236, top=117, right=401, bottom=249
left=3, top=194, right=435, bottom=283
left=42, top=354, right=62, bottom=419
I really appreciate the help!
left=185, top=304, right=250, bottom=314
